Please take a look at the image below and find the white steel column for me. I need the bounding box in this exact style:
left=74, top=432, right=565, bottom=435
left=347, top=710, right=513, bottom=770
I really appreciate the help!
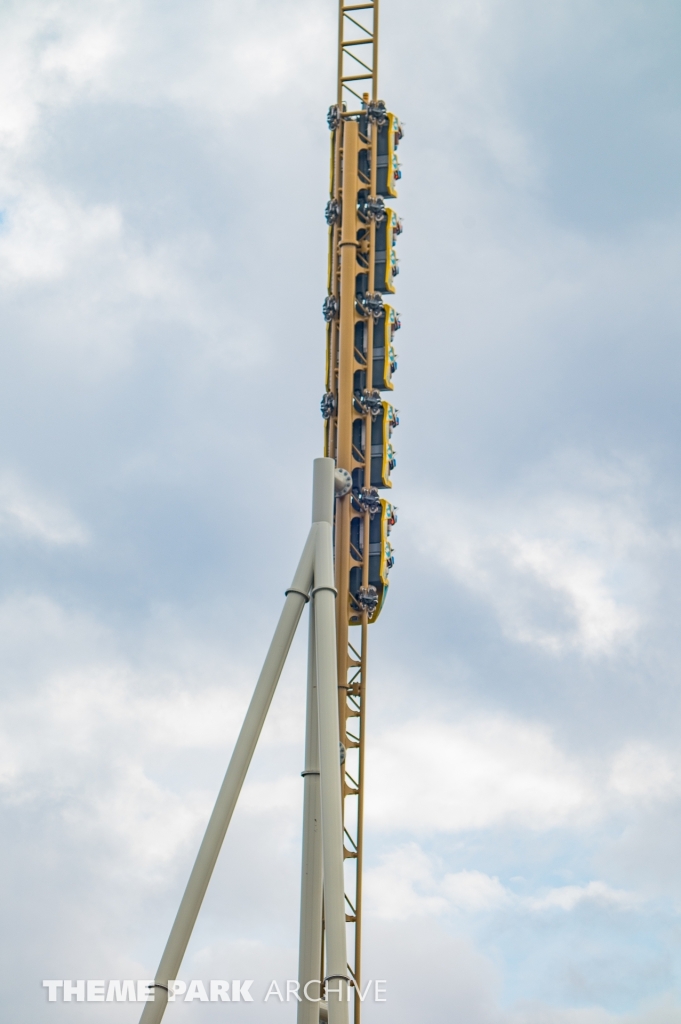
left=297, top=462, right=330, bottom=1024
left=139, top=527, right=317, bottom=1024
left=297, top=602, right=324, bottom=1024
left=313, top=458, right=351, bottom=1024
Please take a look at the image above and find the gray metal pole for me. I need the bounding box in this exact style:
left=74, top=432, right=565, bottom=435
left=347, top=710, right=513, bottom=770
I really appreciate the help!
left=297, top=457, right=337, bottom=1023
left=312, top=459, right=350, bottom=1024
left=297, top=602, right=324, bottom=1024
left=139, top=526, right=317, bottom=1024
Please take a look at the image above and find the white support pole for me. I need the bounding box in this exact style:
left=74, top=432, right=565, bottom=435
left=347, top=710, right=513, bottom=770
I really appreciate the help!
left=139, top=526, right=317, bottom=1024
left=297, top=457, right=337, bottom=1023
left=313, top=458, right=351, bottom=1024
left=297, top=602, right=324, bottom=1024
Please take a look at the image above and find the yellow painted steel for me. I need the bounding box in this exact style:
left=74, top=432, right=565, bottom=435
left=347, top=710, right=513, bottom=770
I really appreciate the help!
left=320, top=3, right=403, bottom=1021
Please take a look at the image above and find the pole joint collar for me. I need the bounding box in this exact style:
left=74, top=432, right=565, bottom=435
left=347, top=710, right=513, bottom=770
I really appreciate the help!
left=285, top=587, right=311, bottom=603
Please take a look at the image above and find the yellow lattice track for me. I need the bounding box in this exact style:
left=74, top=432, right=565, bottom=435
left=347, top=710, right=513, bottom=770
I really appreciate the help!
left=322, top=3, right=402, bottom=1021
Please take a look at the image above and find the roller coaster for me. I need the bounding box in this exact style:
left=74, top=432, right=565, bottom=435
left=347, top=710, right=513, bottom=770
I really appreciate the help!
left=138, top=4, right=401, bottom=1024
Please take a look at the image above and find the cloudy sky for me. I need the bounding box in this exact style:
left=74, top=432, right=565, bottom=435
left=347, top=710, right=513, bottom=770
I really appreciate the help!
left=2, top=0, right=681, bottom=1021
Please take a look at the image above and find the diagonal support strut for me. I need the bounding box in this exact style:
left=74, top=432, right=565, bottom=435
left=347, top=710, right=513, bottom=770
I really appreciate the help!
left=138, top=459, right=344, bottom=1024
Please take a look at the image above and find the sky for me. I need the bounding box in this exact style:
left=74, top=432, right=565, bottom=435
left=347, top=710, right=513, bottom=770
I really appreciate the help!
left=2, top=0, right=681, bottom=1021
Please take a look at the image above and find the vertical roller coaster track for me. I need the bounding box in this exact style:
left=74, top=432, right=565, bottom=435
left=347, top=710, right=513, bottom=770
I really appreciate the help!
left=323, top=3, right=402, bottom=1021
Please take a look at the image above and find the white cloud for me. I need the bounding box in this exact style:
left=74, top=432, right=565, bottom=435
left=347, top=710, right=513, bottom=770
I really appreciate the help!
left=0, top=187, right=121, bottom=285
left=527, top=880, right=641, bottom=912
left=0, top=2, right=236, bottom=341
left=364, top=844, right=450, bottom=919
left=0, top=592, right=309, bottom=885
left=609, top=742, right=679, bottom=800
left=173, top=5, right=333, bottom=115
left=0, top=660, right=251, bottom=797
left=507, top=999, right=681, bottom=1024
left=411, top=453, right=658, bottom=657
left=366, top=703, right=681, bottom=841
left=0, top=663, right=225, bottom=879
left=0, top=473, right=88, bottom=545
left=0, top=0, right=124, bottom=152
left=0, top=0, right=332, bottom=159
left=63, top=760, right=211, bottom=881
left=366, top=843, right=639, bottom=921
left=442, top=868, right=510, bottom=912
left=367, top=713, right=595, bottom=834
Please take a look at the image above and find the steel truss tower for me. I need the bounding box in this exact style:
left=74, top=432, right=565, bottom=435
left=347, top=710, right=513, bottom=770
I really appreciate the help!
left=322, top=6, right=402, bottom=1020
left=135, top=5, right=401, bottom=1024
